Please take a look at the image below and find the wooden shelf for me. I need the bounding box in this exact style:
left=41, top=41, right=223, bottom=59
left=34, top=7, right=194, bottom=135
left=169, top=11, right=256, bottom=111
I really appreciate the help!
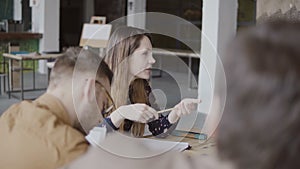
left=0, top=32, right=43, bottom=40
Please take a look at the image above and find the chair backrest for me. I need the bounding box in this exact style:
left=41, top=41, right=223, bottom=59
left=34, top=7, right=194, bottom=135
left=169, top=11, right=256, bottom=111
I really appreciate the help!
left=8, top=42, right=20, bottom=53
left=90, top=16, right=106, bottom=24
left=79, top=24, right=112, bottom=49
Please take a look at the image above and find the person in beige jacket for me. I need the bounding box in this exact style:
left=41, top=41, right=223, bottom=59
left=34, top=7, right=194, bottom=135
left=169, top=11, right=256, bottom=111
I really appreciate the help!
left=65, top=21, right=300, bottom=169
left=0, top=48, right=114, bottom=169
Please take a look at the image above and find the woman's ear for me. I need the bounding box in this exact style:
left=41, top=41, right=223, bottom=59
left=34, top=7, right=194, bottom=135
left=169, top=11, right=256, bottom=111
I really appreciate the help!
left=83, top=78, right=95, bottom=103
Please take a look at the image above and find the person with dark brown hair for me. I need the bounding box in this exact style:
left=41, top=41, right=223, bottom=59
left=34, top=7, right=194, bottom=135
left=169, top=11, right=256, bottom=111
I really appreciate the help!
left=217, top=20, right=300, bottom=169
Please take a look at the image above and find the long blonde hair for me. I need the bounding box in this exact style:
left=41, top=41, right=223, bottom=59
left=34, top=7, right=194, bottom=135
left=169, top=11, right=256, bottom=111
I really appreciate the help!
left=104, top=26, right=152, bottom=137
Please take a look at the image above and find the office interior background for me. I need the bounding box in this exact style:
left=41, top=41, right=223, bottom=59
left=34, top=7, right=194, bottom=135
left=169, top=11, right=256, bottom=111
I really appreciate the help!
left=0, top=0, right=299, bottom=131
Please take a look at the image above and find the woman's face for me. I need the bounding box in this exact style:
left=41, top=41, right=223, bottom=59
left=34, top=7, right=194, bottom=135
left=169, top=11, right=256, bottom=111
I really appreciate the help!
left=129, top=36, right=155, bottom=79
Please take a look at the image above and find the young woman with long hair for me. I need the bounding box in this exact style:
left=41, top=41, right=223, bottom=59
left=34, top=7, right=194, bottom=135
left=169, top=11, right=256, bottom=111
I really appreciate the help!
left=102, top=26, right=199, bottom=137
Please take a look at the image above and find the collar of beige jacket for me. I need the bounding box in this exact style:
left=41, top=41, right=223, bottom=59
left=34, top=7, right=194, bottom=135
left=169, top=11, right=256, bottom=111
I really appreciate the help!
left=33, top=93, right=72, bottom=126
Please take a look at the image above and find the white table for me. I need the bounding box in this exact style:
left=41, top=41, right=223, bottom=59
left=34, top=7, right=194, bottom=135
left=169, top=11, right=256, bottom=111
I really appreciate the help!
left=3, top=53, right=62, bottom=100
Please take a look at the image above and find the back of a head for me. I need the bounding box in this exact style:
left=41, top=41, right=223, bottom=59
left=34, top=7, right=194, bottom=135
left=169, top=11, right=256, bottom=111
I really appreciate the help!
left=49, top=47, right=113, bottom=90
left=217, top=21, right=300, bottom=169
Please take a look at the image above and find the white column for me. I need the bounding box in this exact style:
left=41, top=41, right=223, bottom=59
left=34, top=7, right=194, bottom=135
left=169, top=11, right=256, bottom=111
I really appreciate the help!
left=32, top=0, right=60, bottom=74
left=198, top=0, right=237, bottom=135
left=127, top=0, right=146, bottom=29
left=14, top=0, right=22, bottom=21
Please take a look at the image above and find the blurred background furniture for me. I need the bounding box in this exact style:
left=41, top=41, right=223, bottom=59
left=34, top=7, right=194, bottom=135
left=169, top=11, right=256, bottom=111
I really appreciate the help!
left=8, top=43, right=34, bottom=90
left=3, top=52, right=62, bottom=100
left=0, top=61, right=7, bottom=95
left=90, top=16, right=106, bottom=24
left=79, top=23, right=112, bottom=57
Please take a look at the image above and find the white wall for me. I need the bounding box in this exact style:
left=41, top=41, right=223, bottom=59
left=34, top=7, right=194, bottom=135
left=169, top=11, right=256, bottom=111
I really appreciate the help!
left=127, top=0, right=146, bottom=29
left=32, top=0, right=60, bottom=74
left=198, top=0, right=237, bottom=135
left=257, top=0, right=300, bottom=18
left=14, top=0, right=22, bottom=20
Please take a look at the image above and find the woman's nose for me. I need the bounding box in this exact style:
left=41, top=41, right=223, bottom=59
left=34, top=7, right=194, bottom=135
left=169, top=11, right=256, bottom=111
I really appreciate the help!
left=149, top=54, right=156, bottom=64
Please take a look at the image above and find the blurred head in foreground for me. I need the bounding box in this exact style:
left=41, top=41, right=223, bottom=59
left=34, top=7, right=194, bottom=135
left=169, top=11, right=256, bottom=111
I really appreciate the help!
left=48, top=48, right=113, bottom=133
left=218, top=20, right=300, bottom=169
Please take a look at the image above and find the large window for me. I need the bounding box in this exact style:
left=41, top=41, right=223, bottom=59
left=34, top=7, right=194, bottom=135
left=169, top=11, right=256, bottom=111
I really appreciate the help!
left=22, top=0, right=31, bottom=31
left=146, top=0, right=256, bottom=49
left=146, top=0, right=202, bottom=50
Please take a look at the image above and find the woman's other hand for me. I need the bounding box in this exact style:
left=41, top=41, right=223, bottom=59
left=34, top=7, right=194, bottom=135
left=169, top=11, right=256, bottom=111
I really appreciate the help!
left=168, top=98, right=201, bottom=124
